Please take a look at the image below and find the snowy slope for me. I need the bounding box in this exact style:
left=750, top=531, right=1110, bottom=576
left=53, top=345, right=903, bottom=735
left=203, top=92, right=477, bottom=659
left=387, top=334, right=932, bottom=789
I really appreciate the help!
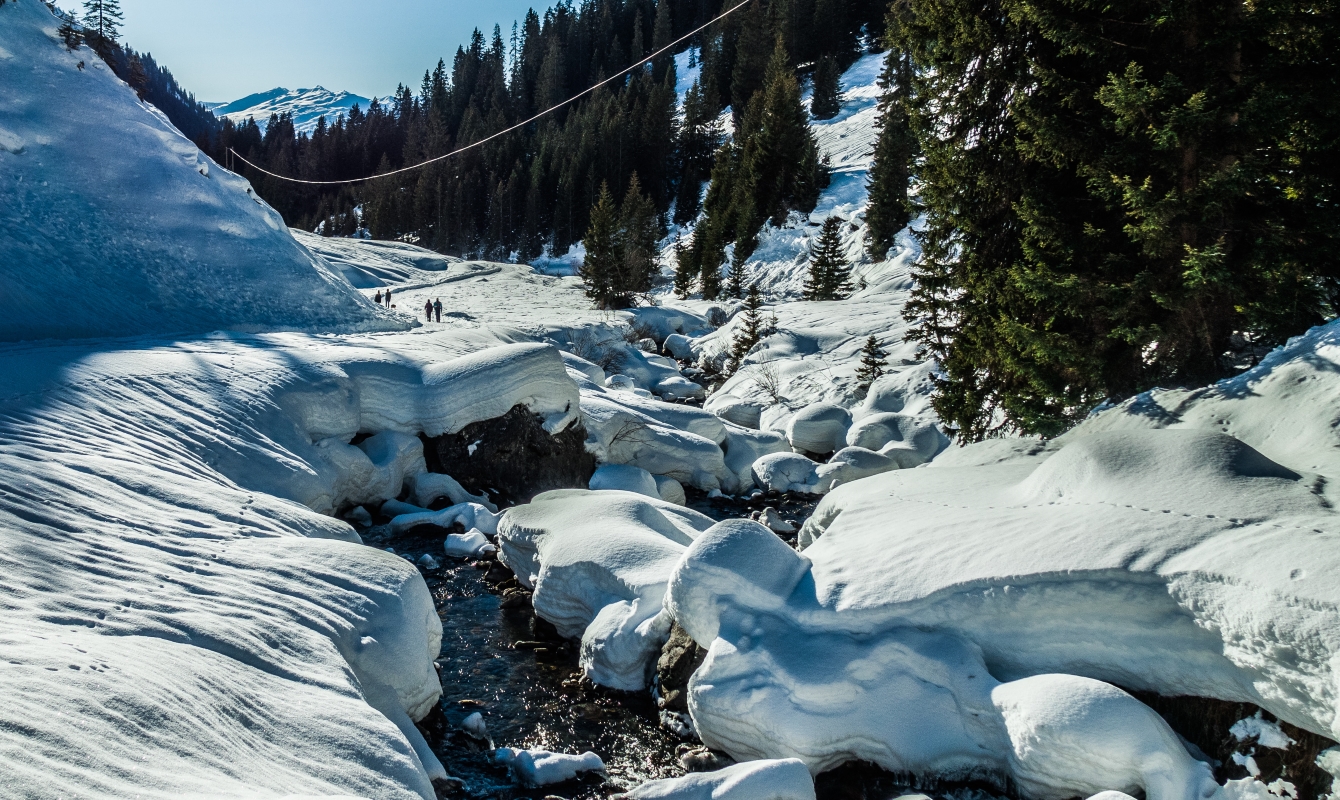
left=213, top=86, right=373, bottom=133
left=0, top=2, right=401, bottom=342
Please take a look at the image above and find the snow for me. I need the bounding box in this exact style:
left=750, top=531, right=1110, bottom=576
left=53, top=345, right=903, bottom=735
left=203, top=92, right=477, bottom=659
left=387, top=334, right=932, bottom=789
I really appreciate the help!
left=1231, top=713, right=1296, bottom=750
left=665, top=520, right=1231, bottom=800
left=212, top=86, right=374, bottom=134
left=444, top=529, right=496, bottom=559
left=0, top=3, right=402, bottom=343
left=497, top=490, right=716, bottom=689
left=751, top=452, right=820, bottom=494
left=623, top=758, right=816, bottom=800
left=785, top=402, right=852, bottom=454
left=591, top=463, right=662, bottom=498
left=390, top=502, right=501, bottom=537
left=293, top=229, right=460, bottom=288
left=776, top=316, right=1340, bottom=768
left=494, top=747, right=607, bottom=787
left=410, top=471, right=496, bottom=512
left=992, top=675, right=1219, bottom=800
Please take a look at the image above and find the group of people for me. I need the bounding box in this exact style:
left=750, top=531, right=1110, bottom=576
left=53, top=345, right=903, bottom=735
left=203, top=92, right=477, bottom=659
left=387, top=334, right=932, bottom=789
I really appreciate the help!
left=372, top=288, right=443, bottom=323
left=424, top=298, right=443, bottom=322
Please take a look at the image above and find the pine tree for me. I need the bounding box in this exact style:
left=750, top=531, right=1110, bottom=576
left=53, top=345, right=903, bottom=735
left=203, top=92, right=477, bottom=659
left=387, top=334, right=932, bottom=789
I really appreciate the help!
left=810, top=54, right=842, bottom=121
left=673, top=234, right=695, bottom=298
left=864, top=46, right=915, bottom=258
left=895, top=0, right=1340, bottom=440
left=729, top=283, right=766, bottom=370
left=81, top=0, right=123, bottom=42
left=855, top=335, right=887, bottom=395
left=804, top=216, right=850, bottom=300
left=651, top=0, right=675, bottom=83
left=57, top=20, right=83, bottom=50
left=727, top=253, right=748, bottom=299
left=617, top=173, right=659, bottom=299
left=581, top=182, right=620, bottom=309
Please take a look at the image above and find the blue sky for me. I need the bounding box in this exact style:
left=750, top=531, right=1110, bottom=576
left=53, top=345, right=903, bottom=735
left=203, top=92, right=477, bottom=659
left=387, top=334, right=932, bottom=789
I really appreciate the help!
left=114, top=0, right=540, bottom=103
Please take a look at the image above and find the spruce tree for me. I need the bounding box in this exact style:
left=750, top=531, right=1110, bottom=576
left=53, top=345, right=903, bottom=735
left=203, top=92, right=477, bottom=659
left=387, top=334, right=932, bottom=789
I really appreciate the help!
left=864, top=46, right=915, bottom=259
left=895, top=0, right=1340, bottom=440
left=82, top=0, right=123, bottom=42
left=581, top=182, right=620, bottom=309
left=804, top=216, right=850, bottom=300
left=810, top=54, right=842, bottom=121
left=729, top=283, right=766, bottom=370
left=727, top=253, right=748, bottom=299
left=855, top=335, right=887, bottom=395
left=673, top=235, right=695, bottom=299
left=617, top=173, right=659, bottom=299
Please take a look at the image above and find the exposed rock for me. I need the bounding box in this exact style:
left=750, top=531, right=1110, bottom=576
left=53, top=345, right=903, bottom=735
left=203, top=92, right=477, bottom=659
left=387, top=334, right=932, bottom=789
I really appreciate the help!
left=422, top=404, right=595, bottom=506
left=655, top=623, right=707, bottom=714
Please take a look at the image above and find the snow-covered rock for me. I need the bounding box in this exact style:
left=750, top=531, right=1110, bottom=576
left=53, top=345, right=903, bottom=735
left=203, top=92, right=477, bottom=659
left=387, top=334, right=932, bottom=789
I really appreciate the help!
left=497, top=490, right=716, bottom=689
left=390, top=502, right=500, bottom=536
left=655, top=475, right=688, bottom=506
left=813, top=447, right=897, bottom=492
left=845, top=412, right=946, bottom=465
left=0, top=2, right=402, bottom=342
left=621, top=758, right=815, bottom=800
left=410, top=471, right=496, bottom=513
left=723, top=424, right=791, bottom=490
left=445, top=529, right=496, bottom=559
left=664, top=333, right=696, bottom=360
left=583, top=392, right=732, bottom=492
left=494, top=747, right=606, bottom=787
left=786, top=403, right=852, bottom=455
left=751, top=452, right=820, bottom=494
left=590, top=463, right=661, bottom=498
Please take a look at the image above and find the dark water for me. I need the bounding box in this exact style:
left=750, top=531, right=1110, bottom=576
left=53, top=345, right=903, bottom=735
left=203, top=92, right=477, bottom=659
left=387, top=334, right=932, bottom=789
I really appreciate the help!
left=363, top=525, right=686, bottom=800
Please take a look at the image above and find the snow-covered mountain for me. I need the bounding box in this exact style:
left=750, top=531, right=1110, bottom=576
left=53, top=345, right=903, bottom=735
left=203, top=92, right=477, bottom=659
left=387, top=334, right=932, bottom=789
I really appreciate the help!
left=211, top=86, right=374, bottom=133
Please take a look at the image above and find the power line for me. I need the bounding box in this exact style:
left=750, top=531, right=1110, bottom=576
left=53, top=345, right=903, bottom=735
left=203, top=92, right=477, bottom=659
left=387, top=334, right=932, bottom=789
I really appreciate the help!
left=228, top=0, right=749, bottom=187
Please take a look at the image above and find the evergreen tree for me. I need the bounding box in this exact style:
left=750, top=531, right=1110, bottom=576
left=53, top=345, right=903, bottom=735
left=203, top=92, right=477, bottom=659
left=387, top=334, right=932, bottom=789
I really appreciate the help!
left=57, top=20, right=83, bottom=50
left=82, top=0, right=122, bottom=42
left=580, top=182, right=621, bottom=308
left=804, top=215, right=850, bottom=300
left=617, top=172, right=659, bottom=299
left=895, top=0, right=1340, bottom=440
left=855, top=335, right=887, bottom=394
left=864, top=45, right=914, bottom=258
left=810, top=54, right=842, bottom=121
left=727, top=253, right=748, bottom=299
left=672, top=234, right=695, bottom=298
left=729, top=282, right=765, bottom=370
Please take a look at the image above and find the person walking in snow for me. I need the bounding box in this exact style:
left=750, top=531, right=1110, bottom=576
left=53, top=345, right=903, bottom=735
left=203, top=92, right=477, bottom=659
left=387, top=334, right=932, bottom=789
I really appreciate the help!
left=374, top=289, right=382, bottom=305
left=384, top=288, right=392, bottom=307
left=424, top=299, right=433, bottom=321
left=434, top=298, right=442, bottom=322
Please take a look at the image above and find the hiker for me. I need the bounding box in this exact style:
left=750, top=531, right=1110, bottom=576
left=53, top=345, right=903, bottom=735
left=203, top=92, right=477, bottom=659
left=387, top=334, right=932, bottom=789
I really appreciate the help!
left=384, top=289, right=392, bottom=307
left=374, top=290, right=382, bottom=305
left=434, top=298, right=442, bottom=322
left=424, top=299, right=433, bottom=321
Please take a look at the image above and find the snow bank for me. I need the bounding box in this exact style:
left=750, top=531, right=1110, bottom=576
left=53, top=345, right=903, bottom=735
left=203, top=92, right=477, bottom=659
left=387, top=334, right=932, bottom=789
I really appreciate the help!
left=0, top=330, right=497, bottom=797
left=786, top=403, right=852, bottom=454
left=0, top=2, right=402, bottom=342
left=789, top=318, right=1340, bottom=744
left=296, top=230, right=460, bottom=288
left=621, top=759, right=816, bottom=800
left=751, top=452, right=820, bottom=494
left=497, top=490, right=715, bottom=689
left=583, top=390, right=733, bottom=492
left=666, top=521, right=1223, bottom=800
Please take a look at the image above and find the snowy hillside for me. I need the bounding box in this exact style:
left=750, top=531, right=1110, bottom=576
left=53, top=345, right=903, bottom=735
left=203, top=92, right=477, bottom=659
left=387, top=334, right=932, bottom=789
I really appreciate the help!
left=0, top=2, right=400, bottom=342
left=212, top=86, right=374, bottom=133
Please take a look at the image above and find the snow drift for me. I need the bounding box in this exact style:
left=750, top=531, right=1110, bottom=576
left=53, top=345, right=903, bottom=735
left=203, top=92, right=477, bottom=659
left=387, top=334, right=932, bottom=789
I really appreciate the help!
left=0, top=2, right=400, bottom=342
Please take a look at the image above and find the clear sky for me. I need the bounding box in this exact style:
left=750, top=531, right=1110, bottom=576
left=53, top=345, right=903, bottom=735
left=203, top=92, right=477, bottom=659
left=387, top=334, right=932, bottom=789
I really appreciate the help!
left=113, top=0, right=541, bottom=103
